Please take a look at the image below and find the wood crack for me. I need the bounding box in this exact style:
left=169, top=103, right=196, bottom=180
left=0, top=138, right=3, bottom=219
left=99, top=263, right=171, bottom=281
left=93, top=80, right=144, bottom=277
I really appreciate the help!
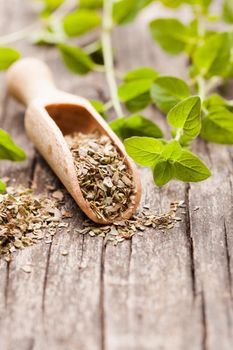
left=100, top=241, right=106, bottom=350
left=41, top=240, right=53, bottom=314
left=224, top=219, right=232, bottom=299
left=27, top=337, right=35, bottom=350
left=78, top=235, right=85, bottom=270
left=4, top=261, right=10, bottom=309
left=185, top=183, right=196, bottom=298
left=201, top=290, right=208, bottom=350
left=29, top=154, right=38, bottom=186
left=128, top=239, right=132, bottom=277
left=202, top=141, right=212, bottom=167
left=0, top=93, right=9, bottom=125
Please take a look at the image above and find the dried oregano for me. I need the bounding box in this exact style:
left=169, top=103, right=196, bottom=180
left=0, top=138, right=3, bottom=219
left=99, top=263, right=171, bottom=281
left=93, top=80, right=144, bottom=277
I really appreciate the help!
left=0, top=184, right=183, bottom=259
left=65, top=132, right=136, bottom=221
left=75, top=201, right=184, bottom=245
left=0, top=186, right=69, bottom=261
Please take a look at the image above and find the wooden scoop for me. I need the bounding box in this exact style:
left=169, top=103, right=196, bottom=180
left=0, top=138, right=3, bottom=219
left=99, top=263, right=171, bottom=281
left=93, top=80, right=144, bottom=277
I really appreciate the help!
left=6, top=58, right=141, bottom=224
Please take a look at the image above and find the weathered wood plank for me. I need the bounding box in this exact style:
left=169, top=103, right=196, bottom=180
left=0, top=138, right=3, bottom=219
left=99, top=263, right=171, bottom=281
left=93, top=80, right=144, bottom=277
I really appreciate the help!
left=102, top=11, right=202, bottom=350
left=189, top=140, right=233, bottom=350
left=0, top=1, right=233, bottom=350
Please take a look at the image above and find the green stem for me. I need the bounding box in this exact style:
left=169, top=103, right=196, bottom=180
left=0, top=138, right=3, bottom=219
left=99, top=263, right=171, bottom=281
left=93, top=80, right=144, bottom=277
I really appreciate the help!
left=0, top=22, right=39, bottom=45
left=0, top=0, right=76, bottom=46
left=51, top=0, right=77, bottom=20
left=84, top=40, right=101, bottom=55
left=205, top=77, right=223, bottom=96
left=175, top=128, right=182, bottom=141
left=101, top=0, right=123, bottom=118
left=104, top=100, right=113, bottom=111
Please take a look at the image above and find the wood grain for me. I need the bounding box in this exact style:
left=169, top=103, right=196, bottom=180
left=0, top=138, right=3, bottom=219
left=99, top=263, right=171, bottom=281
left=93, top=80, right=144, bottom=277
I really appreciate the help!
left=0, top=1, right=233, bottom=350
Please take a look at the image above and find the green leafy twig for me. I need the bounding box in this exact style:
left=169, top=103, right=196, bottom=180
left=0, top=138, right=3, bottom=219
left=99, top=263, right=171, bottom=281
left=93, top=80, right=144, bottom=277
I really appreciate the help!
left=101, top=0, right=123, bottom=118
left=1, top=0, right=233, bottom=189
left=0, top=129, right=26, bottom=192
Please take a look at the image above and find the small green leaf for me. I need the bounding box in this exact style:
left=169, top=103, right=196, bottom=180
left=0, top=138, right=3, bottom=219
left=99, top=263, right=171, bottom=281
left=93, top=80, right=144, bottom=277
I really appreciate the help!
left=90, top=100, right=108, bottom=120
left=110, top=115, right=163, bottom=140
left=118, top=79, right=153, bottom=102
left=159, top=0, right=186, bottom=8
left=0, top=48, right=21, bottom=70
left=109, top=118, right=125, bottom=139
left=193, top=32, right=231, bottom=78
left=0, top=129, right=26, bottom=161
left=119, top=67, right=159, bottom=112
left=40, top=0, right=64, bottom=17
left=124, top=136, right=164, bottom=166
left=159, top=0, right=210, bottom=8
left=153, top=160, right=174, bottom=186
left=161, top=140, right=182, bottom=160
left=203, top=94, right=227, bottom=110
left=0, top=180, right=6, bottom=193
left=125, top=93, right=152, bottom=113
left=201, top=107, right=233, bottom=144
left=188, top=0, right=212, bottom=12
left=63, top=9, right=101, bottom=37
left=58, top=43, right=94, bottom=75
left=168, top=96, right=201, bottom=141
left=153, top=141, right=211, bottom=186
left=203, top=94, right=233, bottom=112
left=151, top=76, right=190, bottom=113
left=174, top=150, right=211, bottom=182
left=113, top=0, right=152, bottom=25
left=124, top=67, right=159, bottom=82
left=222, top=0, right=233, bottom=23
left=79, top=0, right=103, bottom=8
left=149, top=18, right=191, bottom=54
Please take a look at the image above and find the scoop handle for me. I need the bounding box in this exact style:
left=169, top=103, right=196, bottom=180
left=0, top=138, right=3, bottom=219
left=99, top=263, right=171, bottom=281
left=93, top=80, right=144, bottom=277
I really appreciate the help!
left=6, top=57, right=57, bottom=106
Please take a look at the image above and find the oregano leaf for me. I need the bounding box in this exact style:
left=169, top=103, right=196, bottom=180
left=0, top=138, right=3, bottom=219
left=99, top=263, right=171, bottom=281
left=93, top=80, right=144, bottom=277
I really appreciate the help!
left=111, top=115, right=163, bottom=140
left=0, top=180, right=6, bottom=194
left=201, top=107, right=233, bottom=144
left=151, top=76, right=190, bottom=113
left=0, top=129, right=26, bottom=161
left=125, top=93, right=152, bottom=113
left=0, top=47, right=21, bottom=70
left=63, top=9, right=101, bottom=37
left=124, top=137, right=164, bottom=166
left=113, top=0, right=152, bottom=25
left=161, top=140, right=182, bottom=160
left=58, top=43, right=94, bottom=75
left=192, top=32, right=231, bottom=78
left=124, top=67, right=159, bottom=82
left=149, top=18, right=192, bottom=54
left=222, top=0, right=233, bottom=23
left=79, top=0, right=103, bottom=9
left=174, top=150, right=211, bottom=182
left=118, top=79, right=153, bottom=102
left=153, top=160, right=175, bottom=186
left=90, top=100, right=108, bottom=120
left=120, top=67, right=159, bottom=112
left=167, top=96, right=201, bottom=141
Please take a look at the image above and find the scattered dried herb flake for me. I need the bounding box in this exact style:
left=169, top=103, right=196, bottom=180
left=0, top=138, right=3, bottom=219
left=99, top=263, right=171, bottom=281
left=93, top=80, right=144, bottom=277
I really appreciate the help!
left=75, top=201, right=183, bottom=245
left=0, top=186, right=69, bottom=261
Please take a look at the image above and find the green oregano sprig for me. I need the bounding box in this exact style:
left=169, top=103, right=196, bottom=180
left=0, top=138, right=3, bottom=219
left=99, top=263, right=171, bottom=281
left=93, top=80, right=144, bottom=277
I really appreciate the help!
left=0, top=129, right=26, bottom=192
left=0, top=0, right=232, bottom=188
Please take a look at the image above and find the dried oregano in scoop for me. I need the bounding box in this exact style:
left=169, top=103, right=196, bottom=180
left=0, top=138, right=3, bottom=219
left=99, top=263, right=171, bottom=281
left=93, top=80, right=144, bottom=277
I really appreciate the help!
left=65, top=132, right=135, bottom=221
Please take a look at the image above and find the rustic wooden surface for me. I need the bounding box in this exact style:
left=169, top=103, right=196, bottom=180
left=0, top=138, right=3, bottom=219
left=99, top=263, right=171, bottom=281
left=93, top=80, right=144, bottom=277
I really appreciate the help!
left=0, top=1, right=233, bottom=350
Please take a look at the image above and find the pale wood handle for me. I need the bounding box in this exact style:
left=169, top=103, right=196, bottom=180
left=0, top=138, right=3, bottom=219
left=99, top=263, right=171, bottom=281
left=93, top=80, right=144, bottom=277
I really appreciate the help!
left=6, top=57, right=57, bottom=106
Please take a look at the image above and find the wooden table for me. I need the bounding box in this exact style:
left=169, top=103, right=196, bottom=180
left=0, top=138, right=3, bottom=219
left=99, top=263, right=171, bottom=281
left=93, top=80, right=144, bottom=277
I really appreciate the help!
left=0, top=1, right=233, bottom=349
